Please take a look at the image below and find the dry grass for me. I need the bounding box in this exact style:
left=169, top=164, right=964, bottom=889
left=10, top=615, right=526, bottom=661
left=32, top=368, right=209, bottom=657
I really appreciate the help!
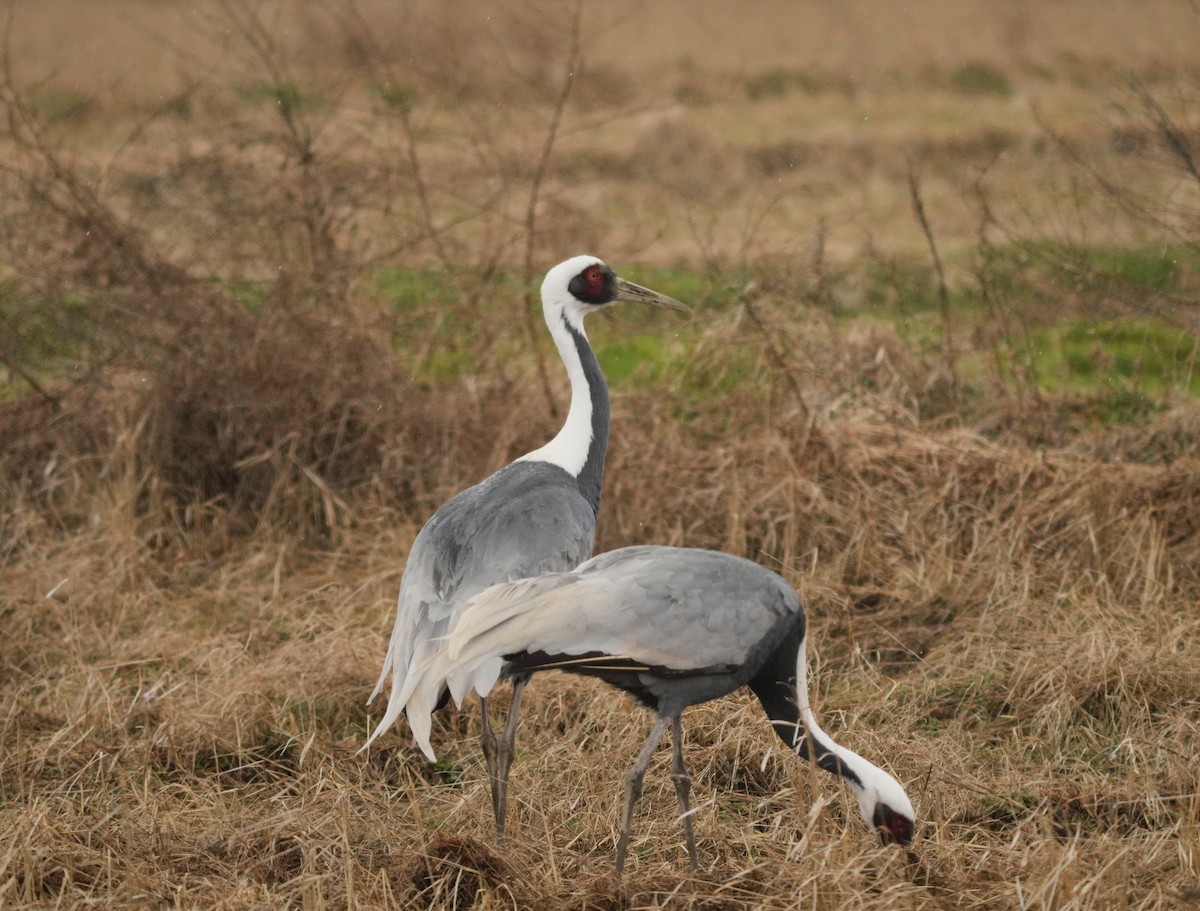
left=3, top=2, right=1200, bottom=909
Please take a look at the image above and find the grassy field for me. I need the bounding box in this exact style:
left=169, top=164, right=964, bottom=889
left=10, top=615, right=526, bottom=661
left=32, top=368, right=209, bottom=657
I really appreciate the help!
left=3, top=2, right=1200, bottom=908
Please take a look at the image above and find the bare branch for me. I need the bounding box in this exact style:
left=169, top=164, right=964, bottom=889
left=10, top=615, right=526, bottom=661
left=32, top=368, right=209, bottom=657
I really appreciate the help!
left=907, top=162, right=960, bottom=404
left=1129, top=76, right=1200, bottom=191
left=339, top=0, right=449, bottom=265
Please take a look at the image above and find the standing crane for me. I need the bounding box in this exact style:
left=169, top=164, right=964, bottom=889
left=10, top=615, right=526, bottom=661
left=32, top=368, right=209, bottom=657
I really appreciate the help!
left=363, top=258, right=688, bottom=839
left=398, top=545, right=916, bottom=873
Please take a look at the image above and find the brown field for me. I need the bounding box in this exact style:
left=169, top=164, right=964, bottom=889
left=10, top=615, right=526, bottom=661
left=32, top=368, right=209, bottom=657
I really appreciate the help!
left=2, top=2, right=1200, bottom=909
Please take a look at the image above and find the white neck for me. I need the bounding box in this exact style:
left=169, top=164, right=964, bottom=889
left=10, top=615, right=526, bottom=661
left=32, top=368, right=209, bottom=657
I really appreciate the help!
left=517, top=302, right=593, bottom=477
left=792, top=641, right=914, bottom=827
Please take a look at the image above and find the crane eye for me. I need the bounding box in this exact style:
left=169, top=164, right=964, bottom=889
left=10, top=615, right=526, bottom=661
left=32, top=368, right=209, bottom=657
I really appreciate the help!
left=583, top=268, right=607, bottom=297
left=568, top=263, right=613, bottom=304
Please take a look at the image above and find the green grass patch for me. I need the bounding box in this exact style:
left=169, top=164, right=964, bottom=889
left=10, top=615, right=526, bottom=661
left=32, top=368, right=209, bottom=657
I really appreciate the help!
left=236, top=80, right=327, bottom=116
left=231, top=281, right=271, bottom=312
left=374, top=266, right=492, bottom=382
left=372, top=264, right=716, bottom=385
left=1064, top=246, right=1183, bottom=293
left=374, top=267, right=462, bottom=311
left=950, top=62, right=1014, bottom=98
left=596, top=334, right=674, bottom=385
left=372, top=82, right=419, bottom=112
left=618, top=264, right=749, bottom=312
left=433, top=758, right=466, bottom=787
left=25, top=88, right=94, bottom=124
left=982, top=316, right=1199, bottom=424
left=849, top=242, right=1200, bottom=415
left=854, top=258, right=986, bottom=356
left=862, top=258, right=946, bottom=314
left=1098, top=249, right=1179, bottom=290
left=419, top=345, right=480, bottom=382
left=0, top=283, right=93, bottom=371
left=1003, top=242, right=1193, bottom=295
left=1030, top=317, right=1199, bottom=396
left=742, top=68, right=823, bottom=101
left=375, top=263, right=730, bottom=320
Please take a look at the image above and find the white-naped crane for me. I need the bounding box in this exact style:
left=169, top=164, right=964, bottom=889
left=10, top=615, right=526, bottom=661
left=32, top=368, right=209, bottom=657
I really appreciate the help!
left=397, top=545, right=916, bottom=874
left=363, top=257, right=688, bottom=838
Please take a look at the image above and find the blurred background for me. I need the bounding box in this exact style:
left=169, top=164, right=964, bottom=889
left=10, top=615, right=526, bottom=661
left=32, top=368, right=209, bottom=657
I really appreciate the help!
left=3, top=2, right=1199, bottom=908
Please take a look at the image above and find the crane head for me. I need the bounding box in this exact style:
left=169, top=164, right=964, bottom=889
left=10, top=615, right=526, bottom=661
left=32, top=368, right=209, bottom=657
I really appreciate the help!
left=543, top=255, right=689, bottom=318
left=854, top=767, right=917, bottom=845
left=873, top=800, right=916, bottom=846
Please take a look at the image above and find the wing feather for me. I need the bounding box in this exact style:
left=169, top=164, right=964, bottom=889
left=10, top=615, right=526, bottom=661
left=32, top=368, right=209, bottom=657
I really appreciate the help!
left=394, top=546, right=800, bottom=761
left=362, top=463, right=595, bottom=758
left=438, top=546, right=799, bottom=691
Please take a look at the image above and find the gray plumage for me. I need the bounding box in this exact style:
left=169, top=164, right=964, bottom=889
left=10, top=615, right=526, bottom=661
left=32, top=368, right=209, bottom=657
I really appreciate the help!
left=366, top=460, right=596, bottom=756
left=405, top=545, right=916, bottom=872
left=443, top=547, right=798, bottom=706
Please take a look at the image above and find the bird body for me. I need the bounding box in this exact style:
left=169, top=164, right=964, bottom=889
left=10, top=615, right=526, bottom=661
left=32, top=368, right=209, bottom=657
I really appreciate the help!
left=406, top=545, right=915, bottom=870
left=368, top=459, right=596, bottom=758
left=441, top=547, right=798, bottom=711
left=364, top=257, right=687, bottom=836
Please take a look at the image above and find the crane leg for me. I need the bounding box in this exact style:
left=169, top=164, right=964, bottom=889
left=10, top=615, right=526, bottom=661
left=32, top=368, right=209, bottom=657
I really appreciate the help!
left=615, top=715, right=671, bottom=878
left=670, top=715, right=699, bottom=871
left=478, top=679, right=528, bottom=842
left=492, top=676, right=527, bottom=840
left=479, top=694, right=500, bottom=827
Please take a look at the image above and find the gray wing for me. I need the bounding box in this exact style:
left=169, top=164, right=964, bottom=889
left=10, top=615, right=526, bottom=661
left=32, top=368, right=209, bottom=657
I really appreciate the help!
left=446, top=546, right=800, bottom=680
left=365, top=461, right=595, bottom=755
left=422, top=469, right=596, bottom=609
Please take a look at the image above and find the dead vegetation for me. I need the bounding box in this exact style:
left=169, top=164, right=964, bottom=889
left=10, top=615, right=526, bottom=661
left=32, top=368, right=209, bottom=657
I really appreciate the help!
left=3, top=2, right=1200, bottom=909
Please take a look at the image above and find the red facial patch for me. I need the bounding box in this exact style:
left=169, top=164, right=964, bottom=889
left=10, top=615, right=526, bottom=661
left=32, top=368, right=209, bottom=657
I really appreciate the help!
left=567, top=263, right=615, bottom=305
left=883, top=812, right=914, bottom=845
left=584, top=267, right=605, bottom=297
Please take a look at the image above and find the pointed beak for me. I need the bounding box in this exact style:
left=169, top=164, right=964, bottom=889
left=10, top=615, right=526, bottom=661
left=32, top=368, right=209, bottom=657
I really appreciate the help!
left=613, top=277, right=691, bottom=314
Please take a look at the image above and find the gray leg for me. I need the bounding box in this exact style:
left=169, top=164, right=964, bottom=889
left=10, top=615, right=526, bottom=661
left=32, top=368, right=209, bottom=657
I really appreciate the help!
left=478, top=694, right=501, bottom=830
left=670, top=715, right=698, bottom=871
left=491, top=677, right=527, bottom=841
left=615, top=715, right=672, bottom=878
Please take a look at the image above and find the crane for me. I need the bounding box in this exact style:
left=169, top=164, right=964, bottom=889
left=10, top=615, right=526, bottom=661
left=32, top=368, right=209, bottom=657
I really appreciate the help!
left=399, top=545, right=916, bottom=873
left=363, top=258, right=688, bottom=839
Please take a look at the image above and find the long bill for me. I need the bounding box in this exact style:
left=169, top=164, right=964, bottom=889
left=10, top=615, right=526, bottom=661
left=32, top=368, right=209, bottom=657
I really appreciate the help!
left=614, top=277, right=691, bottom=313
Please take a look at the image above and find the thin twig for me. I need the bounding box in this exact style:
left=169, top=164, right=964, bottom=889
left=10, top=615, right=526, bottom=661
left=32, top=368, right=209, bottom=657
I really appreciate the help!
left=1129, top=76, right=1200, bottom=191
left=907, top=162, right=960, bottom=404
left=217, top=0, right=344, bottom=300
left=1, top=64, right=190, bottom=295
left=340, top=0, right=449, bottom=265
left=741, top=297, right=817, bottom=458
left=520, top=0, right=584, bottom=421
